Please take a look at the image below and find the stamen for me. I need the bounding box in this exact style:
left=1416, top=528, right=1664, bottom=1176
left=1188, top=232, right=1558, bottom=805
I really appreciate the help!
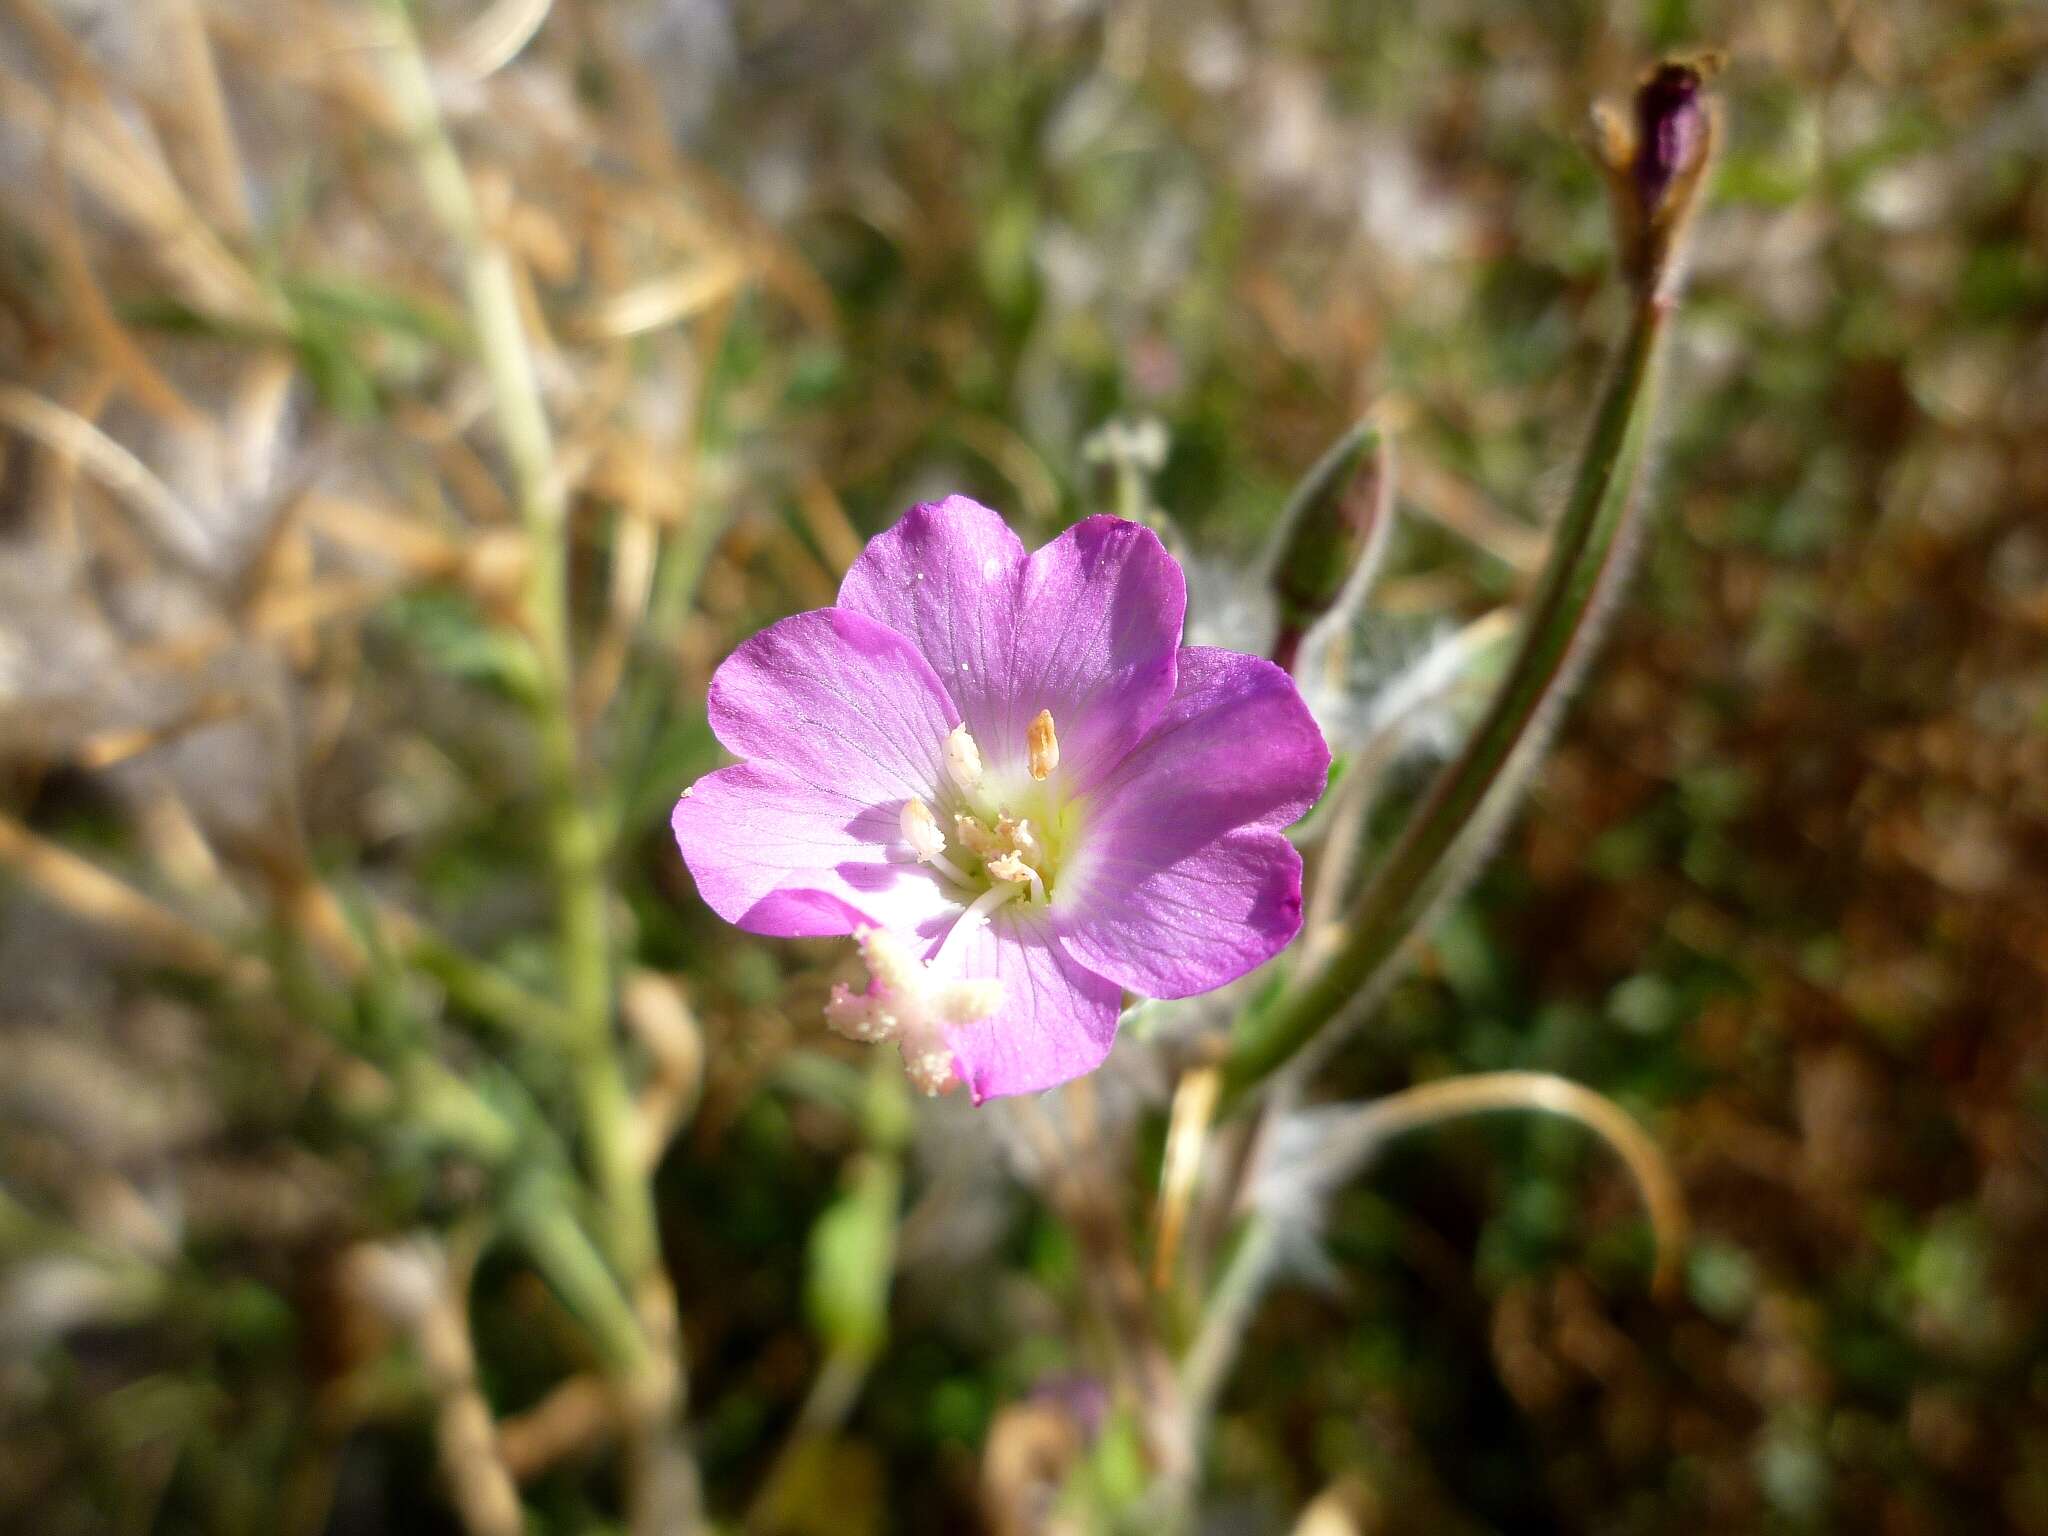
left=902, top=1045, right=957, bottom=1097
left=823, top=981, right=893, bottom=1043
left=986, top=851, right=1032, bottom=884
left=900, top=798, right=975, bottom=887
left=935, top=978, right=1002, bottom=1023
left=899, top=798, right=946, bottom=861
left=1027, top=709, right=1059, bottom=781
left=985, top=849, right=1050, bottom=903
left=955, top=811, right=1036, bottom=864
left=954, top=814, right=998, bottom=859
left=945, top=724, right=984, bottom=792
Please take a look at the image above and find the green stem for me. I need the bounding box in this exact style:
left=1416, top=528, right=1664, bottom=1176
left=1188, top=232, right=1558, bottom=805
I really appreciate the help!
left=376, top=15, right=704, bottom=1526
left=374, top=0, right=653, bottom=1283
left=506, top=1184, right=660, bottom=1384
left=1223, top=295, right=1671, bottom=1106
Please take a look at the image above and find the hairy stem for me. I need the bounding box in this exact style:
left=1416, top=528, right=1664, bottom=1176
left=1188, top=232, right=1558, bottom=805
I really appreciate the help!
left=1223, top=292, right=1671, bottom=1106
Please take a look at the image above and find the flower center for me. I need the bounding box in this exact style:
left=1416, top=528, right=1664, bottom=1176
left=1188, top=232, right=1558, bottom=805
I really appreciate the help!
left=903, top=718, right=1077, bottom=919
left=837, top=720, right=1082, bottom=1095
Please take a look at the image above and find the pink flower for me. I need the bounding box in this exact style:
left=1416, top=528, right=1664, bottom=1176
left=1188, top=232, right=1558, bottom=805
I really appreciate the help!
left=672, top=497, right=1329, bottom=1102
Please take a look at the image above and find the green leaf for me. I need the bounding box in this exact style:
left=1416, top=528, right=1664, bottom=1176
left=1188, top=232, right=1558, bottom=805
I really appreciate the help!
left=804, top=1155, right=901, bottom=1360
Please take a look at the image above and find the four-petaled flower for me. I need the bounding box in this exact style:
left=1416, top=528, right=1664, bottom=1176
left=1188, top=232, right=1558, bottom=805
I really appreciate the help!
left=671, top=497, right=1330, bottom=1102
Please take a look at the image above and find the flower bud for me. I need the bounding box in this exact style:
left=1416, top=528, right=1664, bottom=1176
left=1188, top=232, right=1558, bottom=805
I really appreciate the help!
left=1593, top=54, right=1722, bottom=297
left=1632, top=62, right=1710, bottom=216
left=1264, top=419, right=1394, bottom=675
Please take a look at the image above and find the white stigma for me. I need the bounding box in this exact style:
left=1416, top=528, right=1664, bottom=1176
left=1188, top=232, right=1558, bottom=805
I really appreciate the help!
left=823, top=927, right=1000, bottom=1096
left=1027, top=709, right=1059, bottom=781
left=945, top=724, right=984, bottom=792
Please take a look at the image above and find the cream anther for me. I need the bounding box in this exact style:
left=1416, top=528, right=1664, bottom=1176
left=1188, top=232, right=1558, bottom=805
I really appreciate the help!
left=899, top=798, right=946, bottom=861
left=944, top=724, right=984, bottom=792
left=1027, top=709, right=1059, bottom=781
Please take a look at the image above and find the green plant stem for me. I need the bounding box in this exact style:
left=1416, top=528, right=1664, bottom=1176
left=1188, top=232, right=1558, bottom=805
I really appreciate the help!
left=1176, top=1218, right=1281, bottom=1454
left=506, top=1183, right=660, bottom=1385
left=1223, top=294, right=1671, bottom=1107
left=375, top=15, right=702, bottom=1525
left=395, top=915, right=574, bottom=1041
left=375, top=0, right=653, bottom=1287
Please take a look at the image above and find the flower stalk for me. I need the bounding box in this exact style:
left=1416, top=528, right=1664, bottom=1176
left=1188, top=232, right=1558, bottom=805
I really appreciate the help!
left=374, top=0, right=651, bottom=1287
left=1222, top=59, right=1718, bottom=1106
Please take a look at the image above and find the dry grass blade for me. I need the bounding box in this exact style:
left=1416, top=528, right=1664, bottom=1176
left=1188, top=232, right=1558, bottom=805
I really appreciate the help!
left=161, top=0, right=250, bottom=233
left=1402, top=453, right=1546, bottom=575
left=1296, top=1071, right=1688, bottom=1297
left=0, top=811, right=263, bottom=986
left=0, top=10, right=277, bottom=325
left=621, top=971, right=705, bottom=1170
left=1153, top=1065, right=1222, bottom=1292
left=44, top=163, right=202, bottom=425
left=302, top=492, right=468, bottom=577
left=74, top=691, right=250, bottom=771
left=0, top=383, right=215, bottom=572
left=442, top=0, right=555, bottom=82
left=576, top=255, right=749, bottom=341
left=347, top=1240, right=523, bottom=1536
left=795, top=474, right=864, bottom=576
left=498, top=1374, right=615, bottom=1481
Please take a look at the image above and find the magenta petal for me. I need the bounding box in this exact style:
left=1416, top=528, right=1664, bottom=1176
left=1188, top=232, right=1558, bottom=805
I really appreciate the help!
left=672, top=762, right=958, bottom=939
left=1006, top=516, right=1186, bottom=791
left=1058, top=647, right=1330, bottom=998
left=674, top=605, right=965, bottom=938
left=837, top=494, right=1028, bottom=750
left=840, top=501, right=1184, bottom=791
left=706, top=606, right=960, bottom=805
left=1058, top=829, right=1305, bottom=999
left=933, top=902, right=1124, bottom=1103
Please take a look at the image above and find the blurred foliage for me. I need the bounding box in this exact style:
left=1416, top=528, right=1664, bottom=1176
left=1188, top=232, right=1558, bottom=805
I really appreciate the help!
left=2, top=0, right=2046, bottom=1533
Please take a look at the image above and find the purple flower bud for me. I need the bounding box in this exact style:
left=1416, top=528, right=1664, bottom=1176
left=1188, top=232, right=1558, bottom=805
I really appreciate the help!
left=1631, top=62, right=1708, bottom=216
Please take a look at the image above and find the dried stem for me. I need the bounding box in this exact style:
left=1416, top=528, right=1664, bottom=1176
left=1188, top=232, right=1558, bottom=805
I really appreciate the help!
left=0, top=811, right=263, bottom=985
left=1279, top=1072, right=1687, bottom=1294
left=351, top=1241, right=524, bottom=1536
left=0, top=383, right=216, bottom=573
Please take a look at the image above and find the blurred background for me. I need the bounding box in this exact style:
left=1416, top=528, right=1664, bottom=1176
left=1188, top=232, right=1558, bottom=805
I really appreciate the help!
left=2, top=0, right=2046, bottom=1531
